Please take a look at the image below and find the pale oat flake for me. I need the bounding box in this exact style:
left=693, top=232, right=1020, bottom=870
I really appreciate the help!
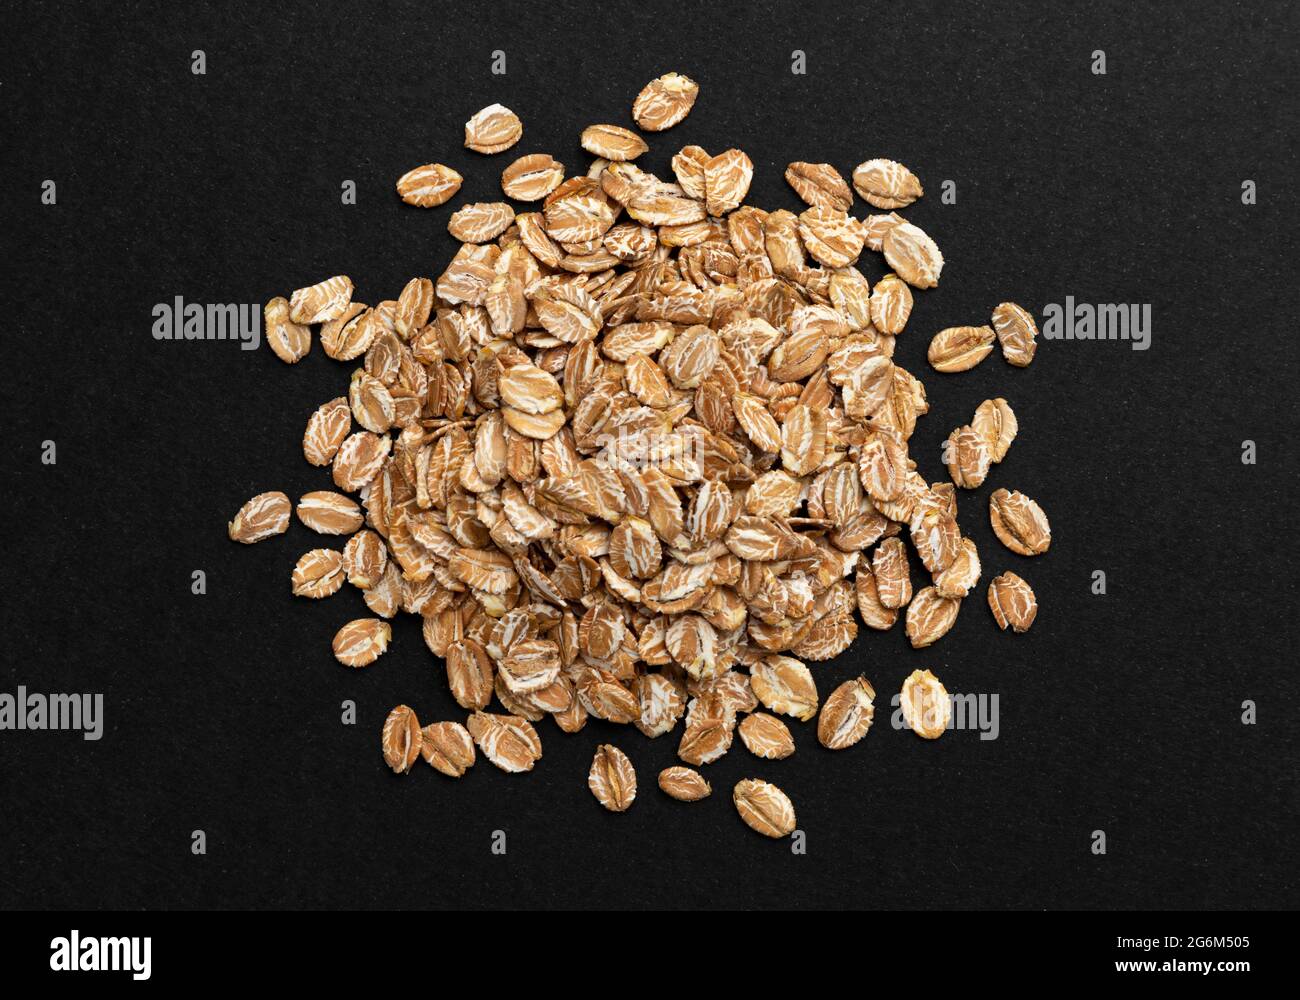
left=900, top=669, right=951, bottom=739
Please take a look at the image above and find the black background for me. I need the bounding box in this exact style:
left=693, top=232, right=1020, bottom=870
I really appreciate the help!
left=2, top=0, right=1296, bottom=911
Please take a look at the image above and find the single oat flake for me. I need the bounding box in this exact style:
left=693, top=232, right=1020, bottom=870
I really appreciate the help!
left=988, top=571, right=1038, bottom=632
left=900, top=669, right=951, bottom=739
left=658, top=766, right=711, bottom=801
left=382, top=705, right=422, bottom=774
left=464, top=104, right=522, bottom=154
left=421, top=721, right=476, bottom=777
left=396, top=163, right=463, bottom=208
left=231, top=72, right=1056, bottom=839
left=989, top=489, right=1052, bottom=556
left=632, top=72, right=699, bottom=131
left=588, top=744, right=637, bottom=811
left=228, top=491, right=290, bottom=544
left=733, top=779, right=797, bottom=838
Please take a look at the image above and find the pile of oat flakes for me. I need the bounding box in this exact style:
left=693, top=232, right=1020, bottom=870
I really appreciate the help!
left=228, top=73, right=1050, bottom=838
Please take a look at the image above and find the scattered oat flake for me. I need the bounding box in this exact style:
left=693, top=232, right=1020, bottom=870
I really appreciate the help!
left=988, top=571, right=1038, bottom=632
left=333, top=618, right=391, bottom=667
left=738, top=712, right=795, bottom=759
left=580, top=124, right=648, bottom=162
left=264, top=297, right=310, bottom=363
left=818, top=676, right=876, bottom=750
left=658, top=766, right=711, bottom=801
left=632, top=72, right=699, bottom=131
left=228, top=491, right=290, bottom=544
left=928, top=325, right=996, bottom=373
left=448, top=202, right=515, bottom=243
left=396, top=163, right=463, bottom=207
left=382, top=704, right=422, bottom=774
left=420, top=721, right=476, bottom=777
left=588, top=744, right=637, bottom=811
left=733, top=779, right=796, bottom=838
left=989, top=489, right=1051, bottom=556
left=289, top=275, right=353, bottom=325
left=992, top=302, right=1039, bottom=367
left=900, top=669, right=951, bottom=739
left=852, top=158, right=924, bottom=209
left=465, top=103, right=522, bottom=154
left=291, top=549, right=345, bottom=599
left=467, top=711, right=542, bottom=772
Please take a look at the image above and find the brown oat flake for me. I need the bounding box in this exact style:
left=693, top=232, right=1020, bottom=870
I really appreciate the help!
left=946, top=425, right=992, bottom=489
left=333, top=618, right=392, bottom=667
left=785, top=162, right=854, bottom=211
left=738, top=712, right=796, bottom=759
left=904, top=586, right=960, bottom=648
left=296, top=491, right=362, bottom=535
left=632, top=72, right=699, bottom=131
left=988, top=571, right=1038, bottom=632
left=264, top=297, right=310, bottom=363
left=289, top=275, right=354, bottom=325
left=420, top=721, right=476, bottom=777
left=228, top=491, right=290, bottom=544
left=883, top=221, right=943, bottom=288
left=291, top=549, right=345, bottom=599
left=973, top=398, right=1018, bottom=463
left=733, top=779, right=796, bottom=838
left=750, top=655, right=818, bottom=721
left=818, top=676, right=876, bottom=750
left=588, top=744, right=637, bottom=811
left=464, top=103, right=522, bottom=154
left=869, top=273, right=913, bottom=335
left=658, top=766, right=711, bottom=801
left=382, top=704, right=423, bottom=774
left=852, top=158, right=924, bottom=209
left=704, top=149, right=754, bottom=217
left=992, top=302, right=1039, bottom=367
left=396, top=163, right=463, bottom=207
left=989, top=488, right=1051, bottom=556
left=580, top=124, right=648, bottom=162
left=501, top=153, right=565, bottom=202
left=448, top=202, right=515, bottom=243
left=928, top=325, right=996, bottom=373
left=467, top=711, right=542, bottom=773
